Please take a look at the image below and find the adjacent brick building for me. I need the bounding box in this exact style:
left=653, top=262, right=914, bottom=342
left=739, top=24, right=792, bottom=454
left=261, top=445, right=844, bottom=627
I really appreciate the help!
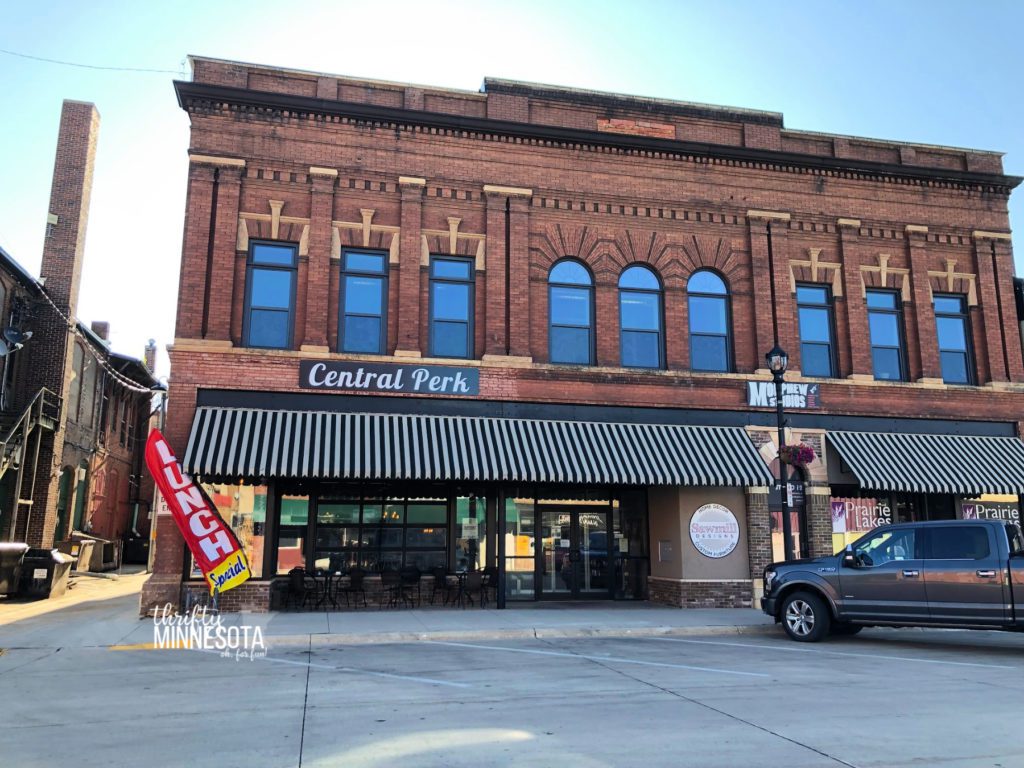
left=144, top=56, right=1024, bottom=613
left=0, top=101, right=160, bottom=577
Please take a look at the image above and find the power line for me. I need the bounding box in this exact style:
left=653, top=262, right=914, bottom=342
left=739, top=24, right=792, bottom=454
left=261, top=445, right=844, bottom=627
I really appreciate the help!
left=34, top=287, right=158, bottom=395
left=0, top=47, right=184, bottom=75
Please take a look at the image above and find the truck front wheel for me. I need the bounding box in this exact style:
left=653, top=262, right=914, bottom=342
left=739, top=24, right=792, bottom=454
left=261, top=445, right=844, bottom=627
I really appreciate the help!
left=780, top=591, right=831, bottom=642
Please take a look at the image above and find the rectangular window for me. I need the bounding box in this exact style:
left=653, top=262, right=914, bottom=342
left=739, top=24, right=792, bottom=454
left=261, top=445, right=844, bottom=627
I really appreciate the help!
left=189, top=483, right=269, bottom=580
left=925, top=526, right=990, bottom=560
left=866, top=290, right=906, bottom=381
left=429, top=256, right=474, bottom=359
left=340, top=250, right=388, bottom=354
left=276, top=493, right=310, bottom=575
left=312, top=494, right=451, bottom=573
left=796, top=284, right=836, bottom=378
left=243, top=242, right=297, bottom=349
left=934, top=294, right=974, bottom=384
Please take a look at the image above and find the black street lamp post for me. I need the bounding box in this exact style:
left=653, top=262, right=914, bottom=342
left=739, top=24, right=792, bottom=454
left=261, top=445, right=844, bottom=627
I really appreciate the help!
left=766, top=345, right=795, bottom=562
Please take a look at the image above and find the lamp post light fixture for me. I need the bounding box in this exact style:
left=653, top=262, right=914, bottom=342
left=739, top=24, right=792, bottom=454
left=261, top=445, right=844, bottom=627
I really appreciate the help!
left=765, top=345, right=795, bottom=562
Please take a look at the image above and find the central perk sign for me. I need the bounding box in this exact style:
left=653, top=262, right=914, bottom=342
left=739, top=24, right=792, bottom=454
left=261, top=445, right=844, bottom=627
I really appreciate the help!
left=747, top=381, right=821, bottom=409
left=299, top=360, right=480, bottom=396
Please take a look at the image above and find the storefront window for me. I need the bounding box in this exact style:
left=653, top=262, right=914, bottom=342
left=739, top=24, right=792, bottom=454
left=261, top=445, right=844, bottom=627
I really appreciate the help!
left=312, top=493, right=447, bottom=572
left=455, top=496, right=486, bottom=571
left=196, top=483, right=268, bottom=579
left=277, top=493, right=309, bottom=574
left=830, top=494, right=893, bottom=552
left=613, top=490, right=649, bottom=599
left=504, top=497, right=535, bottom=600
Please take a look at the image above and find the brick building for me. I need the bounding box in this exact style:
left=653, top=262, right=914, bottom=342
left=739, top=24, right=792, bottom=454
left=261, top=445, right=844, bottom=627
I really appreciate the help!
left=143, top=56, right=1024, bottom=613
left=0, top=101, right=160, bottom=575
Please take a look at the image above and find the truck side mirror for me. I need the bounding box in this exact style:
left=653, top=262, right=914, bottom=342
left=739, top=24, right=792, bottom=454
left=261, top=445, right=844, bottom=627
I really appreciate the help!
left=842, top=548, right=858, bottom=568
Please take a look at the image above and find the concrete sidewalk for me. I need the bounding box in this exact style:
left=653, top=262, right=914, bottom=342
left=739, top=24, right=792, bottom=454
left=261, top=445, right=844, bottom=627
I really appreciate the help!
left=0, top=578, right=777, bottom=649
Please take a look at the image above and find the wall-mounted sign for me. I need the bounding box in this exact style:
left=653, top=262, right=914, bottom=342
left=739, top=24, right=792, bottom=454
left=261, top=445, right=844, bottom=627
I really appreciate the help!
left=300, top=360, right=479, bottom=396
left=689, top=503, right=740, bottom=559
left=961, top=499, right=1019, bottom=522
left=768, top=479, right=805, bottom=511
left=830, top=497, right=892, bottom=533
left=747, top=381, right=821, bottom=409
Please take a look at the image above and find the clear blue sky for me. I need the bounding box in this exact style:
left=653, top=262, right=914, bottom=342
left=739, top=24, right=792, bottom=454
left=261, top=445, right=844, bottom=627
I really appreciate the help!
left=2, top=0, right=1022, bottom=375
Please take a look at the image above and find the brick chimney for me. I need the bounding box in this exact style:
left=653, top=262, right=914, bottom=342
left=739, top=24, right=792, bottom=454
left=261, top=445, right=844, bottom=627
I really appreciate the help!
left=20, top=100, right=101, bottom=548
left=144, top=339, right=157, bottom=373
left=90, top=320, right=110, bottom=340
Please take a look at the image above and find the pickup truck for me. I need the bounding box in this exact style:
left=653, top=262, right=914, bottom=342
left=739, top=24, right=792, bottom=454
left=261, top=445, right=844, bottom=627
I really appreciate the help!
left=761, top=519, right=1024, bottom=641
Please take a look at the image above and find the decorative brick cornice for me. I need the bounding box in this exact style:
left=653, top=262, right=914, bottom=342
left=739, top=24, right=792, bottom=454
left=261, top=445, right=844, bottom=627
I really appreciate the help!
left=176, top=81, right=1022, bottom=194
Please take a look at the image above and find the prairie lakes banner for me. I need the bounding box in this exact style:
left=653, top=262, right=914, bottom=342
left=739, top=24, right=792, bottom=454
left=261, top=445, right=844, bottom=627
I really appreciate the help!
left=145, top=429, right=252, bottom=594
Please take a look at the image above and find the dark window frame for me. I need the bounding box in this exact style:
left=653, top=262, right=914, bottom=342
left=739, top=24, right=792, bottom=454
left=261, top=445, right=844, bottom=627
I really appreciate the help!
left=339, top=248, right=389, bottom=355
left=311, top=493, right=450, bottom=573
left=618, top=264, right=665, bottom=370
left=933, top=293, right=976, bottom=385
left=866, top=288, right=908, bottom=382
left=548, top=258, right=596, bottom=366
left=796, top=283, right=838, bottom=378
left=428, top=255, right=475, bottom=360
left=242, top=240, right=299, bottom=350
left=687, top=269, right=734, bottom=373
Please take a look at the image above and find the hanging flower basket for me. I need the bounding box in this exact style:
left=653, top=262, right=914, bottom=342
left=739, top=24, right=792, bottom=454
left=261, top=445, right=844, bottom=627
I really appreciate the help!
left=779, top=442, right=815, bottom=467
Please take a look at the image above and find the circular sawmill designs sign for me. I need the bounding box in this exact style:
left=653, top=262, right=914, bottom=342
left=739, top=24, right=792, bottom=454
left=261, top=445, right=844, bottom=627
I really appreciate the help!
left=689, top=504, right=740, bottom=559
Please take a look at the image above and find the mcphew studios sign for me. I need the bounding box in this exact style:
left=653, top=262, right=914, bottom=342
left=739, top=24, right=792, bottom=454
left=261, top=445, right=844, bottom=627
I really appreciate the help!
left=300, top=360, right=479, bottom=396
left=747, top=381, right=821, bottom=410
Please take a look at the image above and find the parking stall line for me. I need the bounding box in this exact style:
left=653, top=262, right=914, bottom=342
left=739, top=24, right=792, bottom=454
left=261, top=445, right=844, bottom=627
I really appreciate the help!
left=647, top=636, right=1019, bottom=671
left=425, top=640, right=771, bottom=678
left=194, top=648, right=473, bottom=688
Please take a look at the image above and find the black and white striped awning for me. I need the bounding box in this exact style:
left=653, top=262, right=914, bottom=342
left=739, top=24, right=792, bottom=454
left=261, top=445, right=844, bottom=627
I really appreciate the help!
left=183, top=407, right=774, bottom=487
left=828, top=431, right=1024, bottom=496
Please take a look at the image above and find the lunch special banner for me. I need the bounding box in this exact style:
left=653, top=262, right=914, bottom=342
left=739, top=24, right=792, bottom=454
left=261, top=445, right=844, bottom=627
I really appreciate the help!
left=145, top=429, right=252, bottom=594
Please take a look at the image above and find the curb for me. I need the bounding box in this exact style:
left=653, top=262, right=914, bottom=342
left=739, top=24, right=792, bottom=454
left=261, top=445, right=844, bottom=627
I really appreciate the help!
left=262, top=622, right=779, bottom=648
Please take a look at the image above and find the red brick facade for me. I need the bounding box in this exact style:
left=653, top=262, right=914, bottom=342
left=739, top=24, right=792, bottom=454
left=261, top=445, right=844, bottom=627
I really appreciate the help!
left=143, top=56, right=1024, bottom=611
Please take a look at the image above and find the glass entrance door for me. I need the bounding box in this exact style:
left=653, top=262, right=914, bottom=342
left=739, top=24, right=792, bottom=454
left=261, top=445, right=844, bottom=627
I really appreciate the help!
left=539, top=509, right=610, bottom=599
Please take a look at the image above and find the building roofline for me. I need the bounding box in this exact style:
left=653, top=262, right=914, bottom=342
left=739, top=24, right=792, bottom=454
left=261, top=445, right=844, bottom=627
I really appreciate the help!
left=482, top=77, right=782, bottom=127
left=0, top=244, right=45, bottom=294
left=175, top=80, right=1022, bottom=191
left=186, top=54, right=486, bottom=99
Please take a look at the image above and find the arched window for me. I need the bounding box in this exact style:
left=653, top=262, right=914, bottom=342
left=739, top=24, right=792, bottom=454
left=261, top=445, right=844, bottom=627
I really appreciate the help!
left=618, top=265, right=663, bottom=369
left=548, top=260, right=594, bottom=365
left=688, top=270, right=732, bottom=372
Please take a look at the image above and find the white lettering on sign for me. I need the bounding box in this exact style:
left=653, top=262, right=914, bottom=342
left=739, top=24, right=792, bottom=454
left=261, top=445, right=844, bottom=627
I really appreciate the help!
left=301, top=361, right=477, bottom=395
left=747, top=381, right=821, bottom=409
left=830, top=497, right=893, bottom=533
left=689, top=503, right=740, bottom=559
left=962, top=501, right=1019, bottom=522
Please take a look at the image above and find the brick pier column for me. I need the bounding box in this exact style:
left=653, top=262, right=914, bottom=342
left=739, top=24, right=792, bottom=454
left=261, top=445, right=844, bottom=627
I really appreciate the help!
left=395, top=177, right=425, bottom=357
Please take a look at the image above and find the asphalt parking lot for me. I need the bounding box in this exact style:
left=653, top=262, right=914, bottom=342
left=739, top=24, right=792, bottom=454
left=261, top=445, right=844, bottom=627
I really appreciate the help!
left=3, top=626, right=1024, bottom=767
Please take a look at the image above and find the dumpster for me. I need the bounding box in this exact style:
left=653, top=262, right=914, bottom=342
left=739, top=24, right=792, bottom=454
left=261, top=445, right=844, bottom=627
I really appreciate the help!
left=0, top=542, right=29, bottom=596
left=19, top=548, right=76, bottom=599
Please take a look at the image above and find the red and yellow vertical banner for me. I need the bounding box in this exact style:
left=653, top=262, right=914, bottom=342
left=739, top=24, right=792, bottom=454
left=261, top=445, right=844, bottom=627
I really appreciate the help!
left=145, top=429, right=252, bottom=594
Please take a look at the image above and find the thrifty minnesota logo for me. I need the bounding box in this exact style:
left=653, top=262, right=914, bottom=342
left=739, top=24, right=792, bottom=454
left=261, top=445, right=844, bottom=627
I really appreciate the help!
left=152, top=604, right=266, bottom=660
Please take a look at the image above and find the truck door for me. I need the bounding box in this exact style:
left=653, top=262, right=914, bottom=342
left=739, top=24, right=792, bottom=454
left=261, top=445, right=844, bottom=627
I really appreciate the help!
left=921, top=524, right=1008, bottom=625
left=838, top=527, right=928, bottom=621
